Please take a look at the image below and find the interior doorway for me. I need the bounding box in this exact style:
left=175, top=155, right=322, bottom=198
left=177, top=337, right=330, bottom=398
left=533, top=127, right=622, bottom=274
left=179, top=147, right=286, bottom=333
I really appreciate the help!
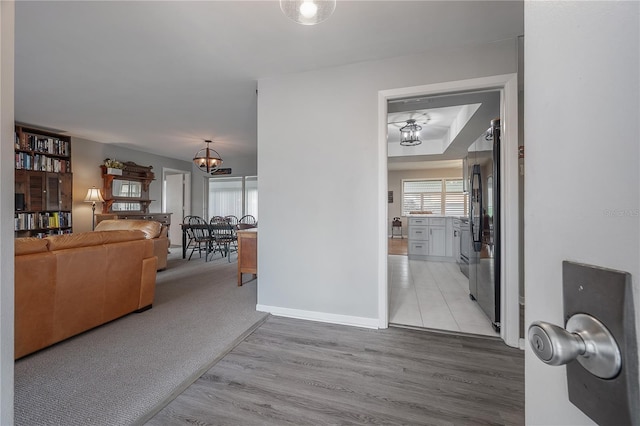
left=386, top=90, right=500, bottom=337
left=163, top=168, right=191, bottom=247
left=378, top=74, right=521, bottom=348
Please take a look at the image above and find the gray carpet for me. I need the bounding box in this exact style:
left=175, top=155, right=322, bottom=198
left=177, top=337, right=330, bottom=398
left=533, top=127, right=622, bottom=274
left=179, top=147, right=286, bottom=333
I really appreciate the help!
left=14, top=250, right=268, bottom=425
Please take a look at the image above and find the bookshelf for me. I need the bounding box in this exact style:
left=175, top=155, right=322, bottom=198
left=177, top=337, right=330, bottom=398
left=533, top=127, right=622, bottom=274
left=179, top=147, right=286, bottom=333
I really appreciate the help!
left=14, top=125, right=73, bottom=238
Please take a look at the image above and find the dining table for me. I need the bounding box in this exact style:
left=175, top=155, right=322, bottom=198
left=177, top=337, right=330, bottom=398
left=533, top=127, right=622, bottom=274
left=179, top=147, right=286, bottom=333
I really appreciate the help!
left=181, top=222, right=254, bottom=261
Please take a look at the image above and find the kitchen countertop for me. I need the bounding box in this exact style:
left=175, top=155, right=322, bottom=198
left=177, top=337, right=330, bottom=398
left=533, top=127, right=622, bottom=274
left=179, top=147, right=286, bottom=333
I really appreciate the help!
left=406, top=214, right=468, bottom=220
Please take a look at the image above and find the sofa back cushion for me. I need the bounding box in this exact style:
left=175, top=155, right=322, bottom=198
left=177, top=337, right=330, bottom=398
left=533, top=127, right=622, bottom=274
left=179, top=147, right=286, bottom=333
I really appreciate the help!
left=15, top=237, right=49, bottom=256
left=46, top=230, right=145, bottom=251
left=94, top=219, right=162, bottom=239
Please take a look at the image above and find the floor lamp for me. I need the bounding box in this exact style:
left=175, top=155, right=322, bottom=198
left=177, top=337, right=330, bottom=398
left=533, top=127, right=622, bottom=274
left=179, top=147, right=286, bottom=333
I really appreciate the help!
left=84, top=186, right=104, bottom=230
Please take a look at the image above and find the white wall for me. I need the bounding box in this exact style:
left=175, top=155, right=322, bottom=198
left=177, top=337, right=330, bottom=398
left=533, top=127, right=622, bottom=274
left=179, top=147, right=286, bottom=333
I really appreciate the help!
left=0, top=2, right=14, bottom=423
left=525, top=1, right=639, bottom=424
left=257, top=39, right=517, bottom=325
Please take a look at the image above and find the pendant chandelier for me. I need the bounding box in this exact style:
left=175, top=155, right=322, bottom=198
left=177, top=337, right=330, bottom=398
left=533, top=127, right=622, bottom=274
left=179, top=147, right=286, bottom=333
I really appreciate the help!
left=399, top=119, right=422, bottom=146
left=193, top=140, right=223, bottom=175
left=280, top=0, right=336, bottom=25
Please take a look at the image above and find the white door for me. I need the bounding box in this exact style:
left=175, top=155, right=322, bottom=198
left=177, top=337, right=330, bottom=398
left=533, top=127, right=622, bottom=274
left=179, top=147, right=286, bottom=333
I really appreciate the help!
left=163, top=169, right=191, bottom=246
left=525, top=2, right=638, bottom=424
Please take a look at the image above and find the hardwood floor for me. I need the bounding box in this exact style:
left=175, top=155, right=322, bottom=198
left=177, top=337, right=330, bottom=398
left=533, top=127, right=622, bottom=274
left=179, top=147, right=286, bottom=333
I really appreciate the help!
left=388, top=236, right=408, bottom=255
left=147, top=316, right=524, bottom=425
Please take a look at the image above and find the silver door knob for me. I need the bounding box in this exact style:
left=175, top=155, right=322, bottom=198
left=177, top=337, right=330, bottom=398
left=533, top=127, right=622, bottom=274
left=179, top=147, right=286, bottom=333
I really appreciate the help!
left=528, top=313, right=621, bottom=379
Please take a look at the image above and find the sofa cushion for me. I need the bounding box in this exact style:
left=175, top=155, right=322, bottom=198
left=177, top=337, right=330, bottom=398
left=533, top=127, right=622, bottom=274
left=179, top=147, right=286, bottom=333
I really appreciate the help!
left=46, top=230, right=145, bottom=251
left=94, top=219, right=162, bottom=239
left=98, top=230, right=147, bottom=245
left=15, top=237, right=49, bottom=255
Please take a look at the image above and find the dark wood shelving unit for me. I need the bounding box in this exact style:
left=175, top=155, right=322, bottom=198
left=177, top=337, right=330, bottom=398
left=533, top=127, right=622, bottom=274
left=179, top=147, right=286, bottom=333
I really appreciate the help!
left=14, top=125, right=73, bottom=238
left=100, top=162, right=155, bottom=214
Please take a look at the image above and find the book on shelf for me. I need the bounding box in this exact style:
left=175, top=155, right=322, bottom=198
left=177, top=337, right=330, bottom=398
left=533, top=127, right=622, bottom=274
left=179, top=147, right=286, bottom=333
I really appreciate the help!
left=15, top=153, right=69, bottom=172
left=25, top=134, right=69, bottom=156
left=14, top=211, right=71, bottom=231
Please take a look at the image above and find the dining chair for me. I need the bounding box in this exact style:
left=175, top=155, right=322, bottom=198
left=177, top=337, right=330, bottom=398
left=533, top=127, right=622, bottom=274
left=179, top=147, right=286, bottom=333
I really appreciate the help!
left=224, top=215, right=239, bottom=227
left=187, top=216, right=215, bottom=261
left=239, top=214, right=256, bottom=225
left=224, top=215, right=239, bottom=252
left=209, top=217, right=237, bottom=262
left=182, top=215, right=198, bottom=255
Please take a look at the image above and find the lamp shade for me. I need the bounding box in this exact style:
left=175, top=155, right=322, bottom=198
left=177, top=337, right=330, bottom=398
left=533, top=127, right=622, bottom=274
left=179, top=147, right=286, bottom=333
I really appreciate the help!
left=280, top=0, right=336, bottom=25
left=193, top=140, right=223, bottom=174
left=84, top=187, right=104, bottom=203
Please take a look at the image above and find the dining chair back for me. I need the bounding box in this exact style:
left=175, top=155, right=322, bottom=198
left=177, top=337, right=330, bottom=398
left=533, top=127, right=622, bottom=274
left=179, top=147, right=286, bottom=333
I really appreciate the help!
left=209, top=217, right=237, bottom=262
left=239, top=215, right=257, bottom=225
left=182, top=215, right=198, bottom=253
left=187, top=216, right=214, bottom=261
left=224, top=215, right=239, bottom=227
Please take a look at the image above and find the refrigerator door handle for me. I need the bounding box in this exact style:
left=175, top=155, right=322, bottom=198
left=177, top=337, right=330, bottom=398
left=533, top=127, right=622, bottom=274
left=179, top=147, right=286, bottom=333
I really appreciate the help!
left=471, top=164, right=483, bottom=252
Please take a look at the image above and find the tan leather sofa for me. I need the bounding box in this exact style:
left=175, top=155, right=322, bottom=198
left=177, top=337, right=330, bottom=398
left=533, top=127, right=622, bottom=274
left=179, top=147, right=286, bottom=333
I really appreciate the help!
left=94, top=219, right=169, bottom=270
left=14, top=230, right=157, bottom=359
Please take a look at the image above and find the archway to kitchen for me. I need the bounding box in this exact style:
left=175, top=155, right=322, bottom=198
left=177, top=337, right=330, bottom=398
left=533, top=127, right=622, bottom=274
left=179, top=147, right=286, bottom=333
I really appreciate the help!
left=377, top=74, right=521, bottom=348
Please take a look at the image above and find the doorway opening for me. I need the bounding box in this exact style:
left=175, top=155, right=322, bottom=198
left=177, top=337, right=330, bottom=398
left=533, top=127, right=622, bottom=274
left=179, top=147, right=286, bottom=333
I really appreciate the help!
left=387, top=90, right=500, bottom=337
left=163, top=168, right=191, bottom=248
left=378, top=74, right=521, bottom=348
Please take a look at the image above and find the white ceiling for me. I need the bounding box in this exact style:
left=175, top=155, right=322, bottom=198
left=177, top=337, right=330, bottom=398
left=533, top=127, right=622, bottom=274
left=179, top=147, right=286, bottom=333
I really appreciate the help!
left=387, top=106, right=465, bottom=144
left=387, top=89, right=500, bottom=172
left=14, top=1, right=524, bottom=163
left=387, top=159, right=462, bottom=171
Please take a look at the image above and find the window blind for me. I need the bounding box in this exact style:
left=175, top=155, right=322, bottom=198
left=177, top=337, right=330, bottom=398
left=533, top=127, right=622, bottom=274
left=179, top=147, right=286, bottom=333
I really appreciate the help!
left=208, top=176, right=259, bottom=221
left=402, top=178, right=468, bottom=216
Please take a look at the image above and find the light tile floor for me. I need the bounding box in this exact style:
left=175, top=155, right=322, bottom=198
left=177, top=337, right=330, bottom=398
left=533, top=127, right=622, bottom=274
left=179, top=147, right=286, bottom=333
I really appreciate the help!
left=388, top=255, right=499, bottom=337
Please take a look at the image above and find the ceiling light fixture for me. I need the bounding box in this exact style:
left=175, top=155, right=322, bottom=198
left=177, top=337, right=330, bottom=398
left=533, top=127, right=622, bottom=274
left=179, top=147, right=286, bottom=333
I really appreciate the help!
left=399, top=119, right=422, bottom=146
left=280, top=0, right=336, bottom=25
left=193, top=140, right=223, bottom=175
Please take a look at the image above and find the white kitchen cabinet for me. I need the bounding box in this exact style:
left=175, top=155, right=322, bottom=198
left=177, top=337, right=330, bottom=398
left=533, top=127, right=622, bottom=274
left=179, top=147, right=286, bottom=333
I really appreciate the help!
left=428, top=226, right=447, bottom=256
left=408, top=217, right=428, bottom=227
left=453, top=219, right=461, bottom=263
left=409, top=226, right=428, bottom=241
left=407, top=216, right=457, bottom=262
left=407, top=217, right=429, bottom=258
left=409, top=241, right=429, bottom=256
left=446, top=218, right=454, bottom=257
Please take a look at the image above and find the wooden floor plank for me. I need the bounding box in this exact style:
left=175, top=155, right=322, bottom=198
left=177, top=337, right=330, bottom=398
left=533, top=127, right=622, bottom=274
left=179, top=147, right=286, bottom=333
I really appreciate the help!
left=147, top=316, right=524, bottom=426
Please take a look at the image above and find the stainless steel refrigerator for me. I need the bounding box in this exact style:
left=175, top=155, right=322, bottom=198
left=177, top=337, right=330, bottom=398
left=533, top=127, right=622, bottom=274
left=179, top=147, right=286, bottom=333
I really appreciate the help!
left=468, top=118, right=501, bottom=332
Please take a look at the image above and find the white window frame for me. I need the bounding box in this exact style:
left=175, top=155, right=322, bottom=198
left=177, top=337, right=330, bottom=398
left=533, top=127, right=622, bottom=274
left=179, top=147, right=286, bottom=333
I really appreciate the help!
left=207, top=175, right=258, bottom=221
left=401, top=178, right=468, bottom=216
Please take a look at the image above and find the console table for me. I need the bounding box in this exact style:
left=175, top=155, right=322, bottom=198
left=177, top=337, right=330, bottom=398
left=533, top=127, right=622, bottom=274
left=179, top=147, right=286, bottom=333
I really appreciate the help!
left=237, top=228, right=257, bottom=286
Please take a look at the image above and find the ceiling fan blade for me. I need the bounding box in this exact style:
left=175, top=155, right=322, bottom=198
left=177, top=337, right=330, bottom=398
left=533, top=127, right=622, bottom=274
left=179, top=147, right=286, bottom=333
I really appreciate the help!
left=387, top=112, right=430, bottom=125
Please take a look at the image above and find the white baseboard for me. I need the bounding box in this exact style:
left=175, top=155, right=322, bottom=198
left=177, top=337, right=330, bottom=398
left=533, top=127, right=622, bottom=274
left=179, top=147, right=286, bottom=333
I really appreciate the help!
left=256, top=304, right=379, bottom=329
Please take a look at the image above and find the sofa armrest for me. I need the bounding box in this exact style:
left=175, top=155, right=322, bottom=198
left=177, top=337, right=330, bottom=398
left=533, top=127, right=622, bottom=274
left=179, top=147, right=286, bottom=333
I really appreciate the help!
left=153, top=235, right=169, bottom=271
